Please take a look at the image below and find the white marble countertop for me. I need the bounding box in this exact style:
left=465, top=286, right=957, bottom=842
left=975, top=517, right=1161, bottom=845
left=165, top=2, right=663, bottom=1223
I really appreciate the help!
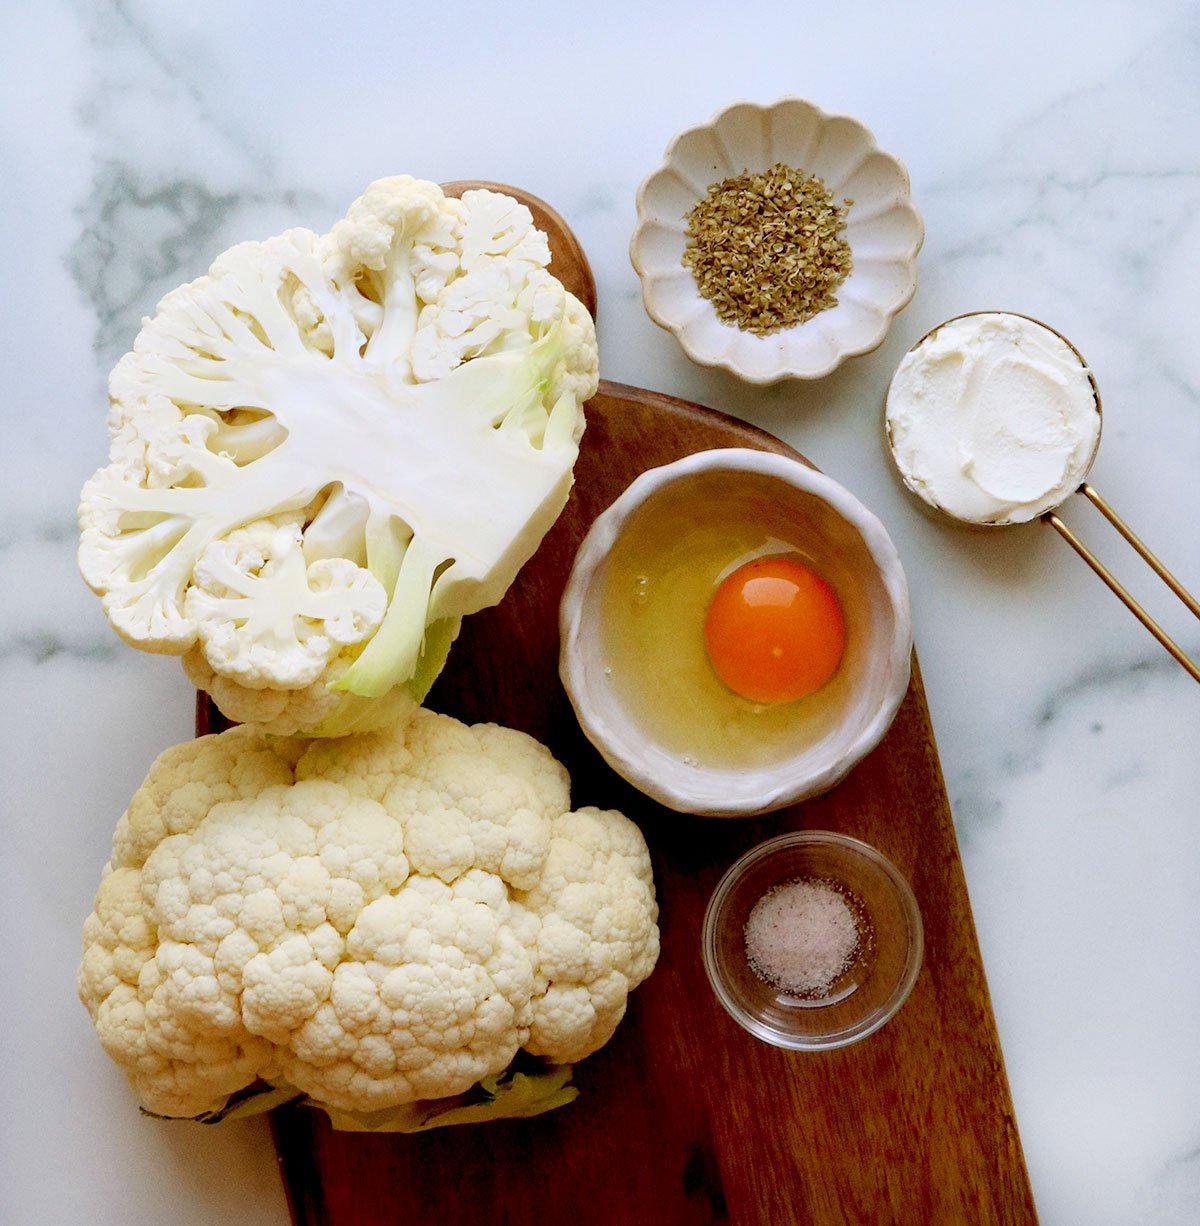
left=4, top=2, right=1198, bottom=1223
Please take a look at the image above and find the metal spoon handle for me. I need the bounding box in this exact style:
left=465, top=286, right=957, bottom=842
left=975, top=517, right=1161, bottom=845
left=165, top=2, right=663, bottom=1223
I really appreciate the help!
left=1043, top=485, right=1200, bottom=683
left=1078, top=483, right=1200, bottom=618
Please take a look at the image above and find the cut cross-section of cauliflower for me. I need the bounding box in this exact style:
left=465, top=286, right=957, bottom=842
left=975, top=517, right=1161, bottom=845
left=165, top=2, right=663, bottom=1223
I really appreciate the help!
left=78, top=177, right=599, bottom=735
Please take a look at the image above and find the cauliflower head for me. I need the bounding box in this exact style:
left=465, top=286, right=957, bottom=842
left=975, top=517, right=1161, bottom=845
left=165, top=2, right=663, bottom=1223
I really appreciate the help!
left=78, top=177, right=599, bottom=736
left=78, top=711, right=658, bottom=1125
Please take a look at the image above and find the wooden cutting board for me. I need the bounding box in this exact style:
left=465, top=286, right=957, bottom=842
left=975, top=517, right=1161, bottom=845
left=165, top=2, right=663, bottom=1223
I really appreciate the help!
left=198, top=186, right=1036, bottom=1225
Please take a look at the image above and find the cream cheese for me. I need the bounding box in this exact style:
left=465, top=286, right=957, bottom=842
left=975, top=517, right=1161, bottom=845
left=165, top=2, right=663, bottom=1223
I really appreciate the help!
left=885, top=313, right=1100, bottom=525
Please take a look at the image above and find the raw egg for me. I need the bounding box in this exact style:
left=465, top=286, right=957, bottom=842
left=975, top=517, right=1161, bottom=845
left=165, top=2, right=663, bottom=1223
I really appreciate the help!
left=704, top=557, right=845, bottom=704
left=596, top=475, right=862, bottom=771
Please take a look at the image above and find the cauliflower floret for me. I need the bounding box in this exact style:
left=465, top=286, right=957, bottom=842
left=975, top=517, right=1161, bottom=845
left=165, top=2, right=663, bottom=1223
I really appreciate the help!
left=297, top=709, right=567, bottom=891
left=104, top=725, right=304, bottom=870
left=185, top=517, right=386, bottom=690
left=549, top=291, right=601, bottom=417
left=283, top=871, right=536, bottom=1111
left=409, top=189, right=559, bottom=382
left=181, top=650, right=418, bottom=738
left=79, top=712, right=658, bottom=1122
left=78, top=176, right=599, bottom=736
left=521, top=807, right=660, bottom=1063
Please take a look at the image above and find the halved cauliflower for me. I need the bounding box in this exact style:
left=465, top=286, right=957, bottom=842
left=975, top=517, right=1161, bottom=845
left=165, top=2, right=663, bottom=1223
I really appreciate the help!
left=78, top=711, right=658, bottom=1129
left=78, top=177, right=599, bottom=736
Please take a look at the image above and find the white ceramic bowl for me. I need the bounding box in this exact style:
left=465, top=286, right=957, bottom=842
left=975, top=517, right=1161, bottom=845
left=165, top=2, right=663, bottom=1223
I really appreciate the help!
left=559, top=450, right=913, bottom=816
left=631, top=98, right=924, bottom=384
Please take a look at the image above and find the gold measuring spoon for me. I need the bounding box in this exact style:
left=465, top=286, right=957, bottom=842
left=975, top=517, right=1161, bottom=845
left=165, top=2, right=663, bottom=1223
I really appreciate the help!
left=885, top=311, right=1200, bottom=683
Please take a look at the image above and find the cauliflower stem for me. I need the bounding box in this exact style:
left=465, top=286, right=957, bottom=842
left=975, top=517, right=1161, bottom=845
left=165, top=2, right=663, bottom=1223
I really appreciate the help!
left=147, top=1055, right=578, bottom=1133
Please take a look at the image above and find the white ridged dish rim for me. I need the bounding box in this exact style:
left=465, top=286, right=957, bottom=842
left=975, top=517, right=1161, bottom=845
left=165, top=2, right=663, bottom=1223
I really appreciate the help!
left=630, top=97, right=925, bottom=385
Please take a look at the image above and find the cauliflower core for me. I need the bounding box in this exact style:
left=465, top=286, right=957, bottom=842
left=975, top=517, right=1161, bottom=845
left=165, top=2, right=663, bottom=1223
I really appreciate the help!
left=78, top=712, right=658, bottom=1121
left=78, top=177, right=599, bottom=736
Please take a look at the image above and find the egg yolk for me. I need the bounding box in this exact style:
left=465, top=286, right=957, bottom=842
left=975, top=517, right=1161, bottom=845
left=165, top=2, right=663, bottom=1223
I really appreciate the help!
left=703, top=556, right=845, bottom=704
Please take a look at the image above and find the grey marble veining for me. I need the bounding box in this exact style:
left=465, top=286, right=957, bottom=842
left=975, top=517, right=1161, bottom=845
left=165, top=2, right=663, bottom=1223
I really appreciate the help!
left=4, top=1, right=1199, bottom=1224
left=71, top=166, right=259, bottom=357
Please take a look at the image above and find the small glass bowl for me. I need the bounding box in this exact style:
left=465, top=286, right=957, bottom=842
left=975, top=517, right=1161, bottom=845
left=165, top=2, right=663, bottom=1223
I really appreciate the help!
left=702, top=830, right=922, bottom=1049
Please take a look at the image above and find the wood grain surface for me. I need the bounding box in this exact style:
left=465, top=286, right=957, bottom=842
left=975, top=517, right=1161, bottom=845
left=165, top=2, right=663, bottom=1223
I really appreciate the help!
left=196, top=186, right=1036, bottom=1224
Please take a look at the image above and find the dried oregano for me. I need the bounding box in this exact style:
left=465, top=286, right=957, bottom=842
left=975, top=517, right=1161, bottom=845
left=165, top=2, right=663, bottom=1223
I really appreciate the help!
left=682, top=162, right=852, bottom=335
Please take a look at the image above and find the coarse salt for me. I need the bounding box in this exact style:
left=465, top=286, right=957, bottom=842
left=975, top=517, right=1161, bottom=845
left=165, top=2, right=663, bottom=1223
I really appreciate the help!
left=744, top=878, right=860, bottom=997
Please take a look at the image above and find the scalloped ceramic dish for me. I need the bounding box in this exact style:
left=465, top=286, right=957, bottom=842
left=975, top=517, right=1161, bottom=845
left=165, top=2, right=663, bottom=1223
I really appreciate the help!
left=631, top=98, right=924, bottom=384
